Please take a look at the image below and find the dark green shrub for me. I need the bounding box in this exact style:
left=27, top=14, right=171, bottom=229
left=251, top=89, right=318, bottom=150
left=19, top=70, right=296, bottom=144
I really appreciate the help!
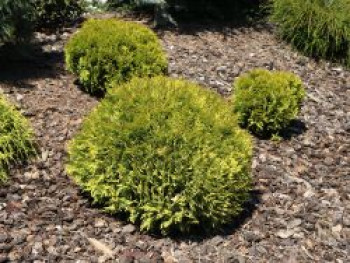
left=232, top=69, right=305, bottom=137
left=168, top=0, right=263, bottom=20
left=65, top=19, right=168, bottom=94
left=33, top=0, right=84, bottom=29
left=67, top=76, right=253, bottom=234
left=0, top=0, right=34, bottom=45
left=108, top=0, right=264, bottom=22
left=270, top=0, right=350, bottom=67
left=0, top=95, right=36, bottom=183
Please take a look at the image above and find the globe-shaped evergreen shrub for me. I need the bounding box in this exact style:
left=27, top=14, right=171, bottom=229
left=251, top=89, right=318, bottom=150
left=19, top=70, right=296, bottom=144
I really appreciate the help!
left=65, top=19, right=168, bottom=94
left=270, top=0, right=350, bottom=67
left=0, top=95, right=35, bottom=182
left=232, top=69, right=305, bottom=137
left=67, top=77, right=253, bottom=234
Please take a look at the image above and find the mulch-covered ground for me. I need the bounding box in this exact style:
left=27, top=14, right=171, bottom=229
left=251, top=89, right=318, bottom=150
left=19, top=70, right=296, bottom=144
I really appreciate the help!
left=0, top=15, right=349, bottom=262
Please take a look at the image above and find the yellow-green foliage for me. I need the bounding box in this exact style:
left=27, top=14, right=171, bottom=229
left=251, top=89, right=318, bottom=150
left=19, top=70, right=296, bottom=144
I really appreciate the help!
left=270, top=0, right=350, bottom=67
left=0, top=95, right=35, bottom=183
left=65, top=19, right=168, bottom=94
left=233, top=69, right=305, bottom=137
left=67, top=76, right=253, bottom=235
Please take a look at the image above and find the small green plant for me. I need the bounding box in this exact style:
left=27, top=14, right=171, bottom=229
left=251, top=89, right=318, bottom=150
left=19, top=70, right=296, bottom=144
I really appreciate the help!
left=67, top=76, right=253, bottom=234
left=33, top=0, right=84, bottom=29
left=270, top=0, right=350, bottom=67
left=65, top=19, right=168, bottom=94
left=0, top=95, right=36, bottom=183
left=232, top=69, right=305, bottom=137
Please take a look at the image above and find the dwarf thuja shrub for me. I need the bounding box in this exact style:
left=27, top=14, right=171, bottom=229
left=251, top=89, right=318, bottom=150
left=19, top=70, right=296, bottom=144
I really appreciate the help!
left=0, top=95, right=36, bottom=183
left=232, top=69, right=305, bottom=137
left=67, top=77, right=253, bottom=234
left=270, top=0, right=350, bottom=67
left=65, top=19, right=168, bottom=94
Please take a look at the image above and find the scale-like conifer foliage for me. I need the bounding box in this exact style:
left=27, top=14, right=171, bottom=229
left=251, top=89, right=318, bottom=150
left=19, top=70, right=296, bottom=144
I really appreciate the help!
left=65, top=19, right=168, bottom=94
left=67, top=77, right=253, bottom=234
left=0, top=95, right=35, bottom=183
left=233, top=69, right=305, bottom=137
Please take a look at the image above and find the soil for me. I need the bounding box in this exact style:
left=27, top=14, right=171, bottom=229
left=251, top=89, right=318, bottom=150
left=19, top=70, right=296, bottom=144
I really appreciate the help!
left=0, top=15, right=349, bottom=262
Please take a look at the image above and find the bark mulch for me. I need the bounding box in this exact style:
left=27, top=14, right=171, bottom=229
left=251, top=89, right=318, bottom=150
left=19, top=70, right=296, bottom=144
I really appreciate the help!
left=0, top=18, right=349, bottom=262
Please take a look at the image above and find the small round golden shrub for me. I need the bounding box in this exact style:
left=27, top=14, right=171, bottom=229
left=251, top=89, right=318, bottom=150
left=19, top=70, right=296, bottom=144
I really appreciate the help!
left=232, top=69, right=305, bottom=137
left=0, top=95, right=35, bottom=182
left=67, top=76, right=253, bottom=235
left=65, top=19, right=168, bottom=94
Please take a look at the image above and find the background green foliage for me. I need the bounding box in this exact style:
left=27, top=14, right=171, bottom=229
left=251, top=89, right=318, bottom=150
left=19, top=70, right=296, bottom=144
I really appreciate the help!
left=33, top=0, right=84, bottom=29
left=270, top=0, right=350, bottom=67
left=67, top=77, right=253, bottom=234
left=168, top=0, right=263, bottom=21
left=65, top=19, right=168, bottom=94
left=108, top=0, right=264, bottom=22
left=0, top=0, right=34, bottom=45
left=0, top=95, right=36, bottom=183
left=233, top=69, right=305, bottom=137
left=0, top=0, right=85, bottom=46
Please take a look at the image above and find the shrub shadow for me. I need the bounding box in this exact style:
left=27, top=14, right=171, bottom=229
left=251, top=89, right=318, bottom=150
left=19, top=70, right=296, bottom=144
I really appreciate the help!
left=155, top=21, right=273, bottom=42
left=114, top=0, right=270, bottom=35
left=279, top=119, right=307, bottom=140
left=167, top=189, right=261, bottom=241
left=73, top=79, right=106, bottom=99
left=248, top=119, right=307, bottom=141
left=0, top=42, right=64, bottom=88
left=167, top=0, right=268, bottom=29
left=0, top=17, right=85, bottom=88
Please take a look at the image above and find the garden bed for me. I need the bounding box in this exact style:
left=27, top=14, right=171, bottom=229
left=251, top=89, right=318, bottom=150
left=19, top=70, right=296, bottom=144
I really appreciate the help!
left=0, top=16, right=349, bottom=262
